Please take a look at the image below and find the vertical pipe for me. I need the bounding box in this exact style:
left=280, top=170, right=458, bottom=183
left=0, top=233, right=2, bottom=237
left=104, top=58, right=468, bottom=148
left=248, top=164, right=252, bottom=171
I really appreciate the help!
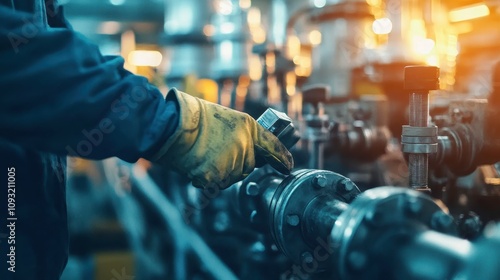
left=310, top=140, right=324, bottom=169
left=403, top=66, right=439, bottom=191
left=409, top=92, right=429, bottom=188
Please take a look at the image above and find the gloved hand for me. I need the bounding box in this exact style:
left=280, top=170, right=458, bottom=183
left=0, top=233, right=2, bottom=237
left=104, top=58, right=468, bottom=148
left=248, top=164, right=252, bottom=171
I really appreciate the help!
left=152, top=88, right=293, bottom=189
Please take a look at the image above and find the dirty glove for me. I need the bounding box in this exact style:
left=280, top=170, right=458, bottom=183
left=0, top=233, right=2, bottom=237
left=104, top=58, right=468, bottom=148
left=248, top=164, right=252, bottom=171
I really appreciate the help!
left=152, top=88, right=293, bottom=189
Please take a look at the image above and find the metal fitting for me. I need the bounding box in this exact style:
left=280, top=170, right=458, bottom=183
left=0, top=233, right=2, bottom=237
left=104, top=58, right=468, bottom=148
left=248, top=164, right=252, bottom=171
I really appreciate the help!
left=301, top=251, right=314, bottom=264
left=245, top=182, right=261, bottom=196
left=286, top=214, right=300, bottom=227
left=302, top=85, right=331, bottom=169
left=330, top=187, right=457, bottom=280
left=313, top=174, right=328, bottom=188
left=402, top=66, right=440, bottom=190
left=431, top=211, right=455, bottom=233
left=257, top=108, right=300, bottom=149
left=270, top=170, right=360, bottom=270
left=338, top=178, right=355, bottom=192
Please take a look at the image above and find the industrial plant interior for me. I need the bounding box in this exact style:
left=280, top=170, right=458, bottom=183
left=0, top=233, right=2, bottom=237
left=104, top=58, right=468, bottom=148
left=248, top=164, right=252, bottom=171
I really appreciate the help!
left=47, top=0, right=500, bottom=279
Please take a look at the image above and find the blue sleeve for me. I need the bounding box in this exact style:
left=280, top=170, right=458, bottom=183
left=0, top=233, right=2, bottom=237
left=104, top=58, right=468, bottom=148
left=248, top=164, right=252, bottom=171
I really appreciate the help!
left=0, top=6, right=179, bottom=162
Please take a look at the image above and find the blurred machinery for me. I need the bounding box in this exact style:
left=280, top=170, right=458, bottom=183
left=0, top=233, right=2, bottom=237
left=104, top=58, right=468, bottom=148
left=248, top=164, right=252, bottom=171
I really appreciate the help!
left=61, top=0, right=500, bottom=279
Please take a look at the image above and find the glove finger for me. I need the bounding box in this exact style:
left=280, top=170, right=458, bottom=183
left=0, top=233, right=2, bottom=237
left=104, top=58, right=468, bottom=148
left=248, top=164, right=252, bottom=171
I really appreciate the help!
left=192, top=173, right=225, bottom=190
left=217, top=171, right=250, bottom=190
left=255, top=128, right=294, bottom=175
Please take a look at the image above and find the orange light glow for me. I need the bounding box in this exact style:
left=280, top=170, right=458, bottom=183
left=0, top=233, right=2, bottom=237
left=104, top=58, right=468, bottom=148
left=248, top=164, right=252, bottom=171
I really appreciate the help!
left=203, top=25, right=215, bottom=37
left=308, top=30, right=322, bottom=45
left=99, top=21, right=121, bottom=35
left=128, top=50, right=163, bottom=67
left=247, top=8, right=261, bottom=26
left=248, top=54, right=262, bottom=81
left=265, top=52, right=276, bottom=72
left=285, top=71, right=296, bottom=96
left=286, top=35, right=301, bottom=58
left=196, top=79, right=218, bottom=103
left=449, top=4, right=490, bottom=22
left=412, top=38, right=435, bottom=55
left=453, top=22, right=473, bottom=34
left=425, top=55, right=439, bottom=67
left=239, top=0, right=251, bottom=9
left=372, top=18, right=392, bottom=35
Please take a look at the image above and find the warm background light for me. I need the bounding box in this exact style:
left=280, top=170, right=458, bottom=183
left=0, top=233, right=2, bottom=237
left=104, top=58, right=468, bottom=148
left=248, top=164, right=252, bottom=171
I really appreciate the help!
left=128, top=50, right=163, bottom=67
left=412, top=38, right=435, bottom=55
left=308, top=30, right=322, bottom=45
left=239, top=0, right=251, bottom=9
left=449, top=3, right=490, bottom=22
left=372, top=18, right=393, bottom=35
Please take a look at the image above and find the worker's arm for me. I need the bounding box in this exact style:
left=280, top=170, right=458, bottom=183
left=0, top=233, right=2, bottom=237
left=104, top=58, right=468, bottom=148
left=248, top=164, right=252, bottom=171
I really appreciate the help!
left=0, top=5, right=293, bottom=188
left=0, top=6, right=179, bottom=162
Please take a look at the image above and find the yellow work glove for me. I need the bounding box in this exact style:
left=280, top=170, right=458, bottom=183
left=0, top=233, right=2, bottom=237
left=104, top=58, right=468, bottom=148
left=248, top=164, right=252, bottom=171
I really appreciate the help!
left=152, top=88, right=294, bottom=189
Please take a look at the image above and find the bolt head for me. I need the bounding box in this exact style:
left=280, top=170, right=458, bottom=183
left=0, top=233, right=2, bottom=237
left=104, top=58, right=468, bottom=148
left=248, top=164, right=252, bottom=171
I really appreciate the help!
left=250, top=210, right=258, bottom=223
left=405, top=196, right=422, bottom=214
left=313, top=174, right=328, bottom=188
left=246, top=182, right=260, bottom=196
left=301, top=251, right=314, bottom=264
left=431, top=212, right=454, bottom=231
left=339, top=178, right=354, bottom=192
left=464, top=216, right=481, bottom=231
left=348, top=251, right=367, bottom=271
left=460, top=214, right=482, bottom=239
left=286, top=214, right=300, bottom=226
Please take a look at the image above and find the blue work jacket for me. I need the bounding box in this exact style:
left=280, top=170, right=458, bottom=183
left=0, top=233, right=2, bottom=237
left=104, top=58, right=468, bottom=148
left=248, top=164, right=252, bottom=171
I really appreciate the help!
left=0, top=1, right=179, bottom=279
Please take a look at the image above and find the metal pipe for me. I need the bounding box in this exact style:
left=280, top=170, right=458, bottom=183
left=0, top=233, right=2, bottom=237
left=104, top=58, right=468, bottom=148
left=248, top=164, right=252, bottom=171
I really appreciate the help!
left=389, top=230, right=470, bottom=280
left=402, top=66, right=440, bottom=191
left=388, top=225, right=500, bottom=280
left=302, top=85, right=330, bottom=169
left=408, top=92, right=430, bottom=188
left=310, top=139, right=324, bottom=169
left=409, top=92, right=429, bottom=128
left=304, top=197, right=349, bottom=243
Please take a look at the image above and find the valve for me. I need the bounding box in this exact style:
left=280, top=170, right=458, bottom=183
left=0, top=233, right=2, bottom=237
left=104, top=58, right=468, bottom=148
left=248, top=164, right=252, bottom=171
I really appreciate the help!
left=402, top=66, right=440, bottom=191
left=257, top=108, right=300, bottom=150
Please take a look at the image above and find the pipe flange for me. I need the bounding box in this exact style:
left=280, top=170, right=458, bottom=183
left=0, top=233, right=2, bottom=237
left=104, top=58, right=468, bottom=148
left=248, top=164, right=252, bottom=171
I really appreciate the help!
left=436, top=124, right=477, bottom=176
left=452, top=124, right=478, bottom=176
left=270, top=169, right=360, bottom=271
left=402, top=143, right=438, bottom=153
left=237, top=166, right=284, bottom=230
left=401, top=136, right=438, bottom=144
left=402, top=125, right=438, bottom=137
left=330, top=187, right=456, bottom=280
left=401, top=125, right=438, bottom=155
left=432, top=127, right=462, bottom=167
